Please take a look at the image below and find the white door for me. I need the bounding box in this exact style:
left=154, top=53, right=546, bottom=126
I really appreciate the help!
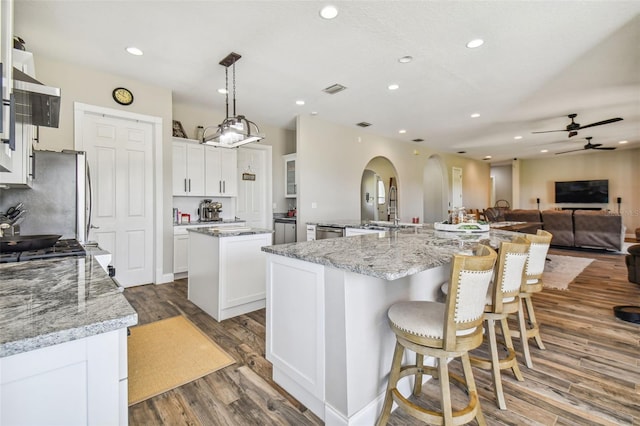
left=236, top=145, right=271, bottom=229
left=452, top=166, right=463, bottom=208
left=80, top=112, right=154, bottom=287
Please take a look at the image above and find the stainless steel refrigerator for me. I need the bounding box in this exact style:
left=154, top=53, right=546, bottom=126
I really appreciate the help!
left=0, top=150, right=89, bottom=243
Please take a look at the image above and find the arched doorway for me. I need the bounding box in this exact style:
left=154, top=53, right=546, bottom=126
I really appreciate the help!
left=423, top=155, right=448, bottom=223
left=360, top=157, right=398, bottom=222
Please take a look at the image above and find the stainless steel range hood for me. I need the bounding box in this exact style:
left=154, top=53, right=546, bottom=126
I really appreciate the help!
left=13, top=68, right=61, bottom=128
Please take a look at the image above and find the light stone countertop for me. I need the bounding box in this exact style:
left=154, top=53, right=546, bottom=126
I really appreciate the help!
left=0, top=255, right=138, bottom=358
left=188, top=227, right=274, bottom=238
left=262, top=227, right=518, bottom=281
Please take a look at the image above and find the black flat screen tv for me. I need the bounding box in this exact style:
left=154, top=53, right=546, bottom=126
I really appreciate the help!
left=554, top=179, right=609, bottom=203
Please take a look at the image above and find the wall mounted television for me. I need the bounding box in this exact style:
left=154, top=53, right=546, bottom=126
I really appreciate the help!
left=554, top=179, right=609, bottom=203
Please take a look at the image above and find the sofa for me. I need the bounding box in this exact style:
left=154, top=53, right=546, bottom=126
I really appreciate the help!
left=626, top=244, right=640, bottom=284
left=497, top=208, right=625, bottom=251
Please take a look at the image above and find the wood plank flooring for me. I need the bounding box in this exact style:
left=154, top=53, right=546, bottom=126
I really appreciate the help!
left=125, top=246, right=639, bottom=425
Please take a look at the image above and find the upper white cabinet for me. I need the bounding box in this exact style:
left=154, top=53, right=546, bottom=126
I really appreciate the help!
left=0, top=0, right=14, bottom=172
left=0, top=120, right=34, bottom=186
left=205, top=147, right=237, bottom=197
left=172, top=138, right=205, bottom=196
left=284, top=153, right=296, bottom=198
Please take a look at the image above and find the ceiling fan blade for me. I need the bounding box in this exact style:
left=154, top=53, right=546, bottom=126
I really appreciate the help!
left=568, top=131, right=578, bottom=138
left=555, top=148, right=586, bottom=155
left=577, top=117, right=623, bottom=130
left=590, top=143, right=602, bottom=148
left=531, top=130, right=566, bottom=134
left=593, top=147, right=616, bottom=150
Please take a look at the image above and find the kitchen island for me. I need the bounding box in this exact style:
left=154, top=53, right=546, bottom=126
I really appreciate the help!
left=188, top=226, right=273, bottom=321
left=0, top=254, right=137, bottom=425
left=261, top=227, right=516, bottom=425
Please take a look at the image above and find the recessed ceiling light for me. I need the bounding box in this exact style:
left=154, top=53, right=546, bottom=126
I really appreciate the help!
left=388, top=84, right=399, bottom=90
left=217, top=88, right=227, bottom=94
left=541, top=149, right=548, bottom=153
left=470, top=113, right=480, bottom=118
left=296, top=100, right=305, bottom=105
left=398, top=56, right=413, bottom=63
left=619, top=140, right=628, bottom=144
left=466, top=39, right=484, bottom=49
left=125, top=46, right=143, bottom=56
left=319, top=5, right=338, bottom=19
left=398, top=129, right=407, bottom=134
left=514, top=135, right=523, bottom=140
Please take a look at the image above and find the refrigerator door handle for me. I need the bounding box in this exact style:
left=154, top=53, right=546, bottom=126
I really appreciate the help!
left=86, top=160, right=93, bottom=242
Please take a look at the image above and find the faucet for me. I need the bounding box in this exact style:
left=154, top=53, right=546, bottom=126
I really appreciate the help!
left=388, top=185, right=398, bottom=226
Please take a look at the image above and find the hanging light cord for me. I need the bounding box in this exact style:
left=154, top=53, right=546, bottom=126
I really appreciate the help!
left=232, top=62, right=237, bottom=118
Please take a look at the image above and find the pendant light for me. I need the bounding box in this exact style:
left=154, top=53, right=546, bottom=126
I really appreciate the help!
left=201, top=52, right=264, bottom=148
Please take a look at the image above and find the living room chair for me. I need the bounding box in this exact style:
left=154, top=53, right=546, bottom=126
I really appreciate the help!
left=513, top=229, right=553, bottom=368
left=377, top=245, right=497, bottom=426
left=469, top=237, right=529, bottom=410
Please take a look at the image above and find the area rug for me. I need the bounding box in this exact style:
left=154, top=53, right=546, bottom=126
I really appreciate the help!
left=542, top=254, right=595, bottom=290
left=128, top=315, right=235, bottom=405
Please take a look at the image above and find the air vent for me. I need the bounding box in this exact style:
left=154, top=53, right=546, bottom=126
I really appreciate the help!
left=356, top=122, right=372, bottom=128
left=323, top=83, right=347, bottom=94
left=412, top=138, right=424, bottom=142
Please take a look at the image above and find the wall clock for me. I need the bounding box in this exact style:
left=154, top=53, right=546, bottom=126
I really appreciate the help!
left=112, top=87, right=134, bottom=105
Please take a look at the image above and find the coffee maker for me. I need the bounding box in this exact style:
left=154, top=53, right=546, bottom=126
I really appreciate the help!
left=198, top=200, right=222, bottom=222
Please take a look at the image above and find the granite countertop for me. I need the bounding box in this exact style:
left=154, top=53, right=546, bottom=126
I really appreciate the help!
left=0, top=255, right=138, bottom=358
left=174, top=219, right=246, bottom=227
left=188, top=226, right=274, bottom=238
left=262, top=227, right=517, bottom=281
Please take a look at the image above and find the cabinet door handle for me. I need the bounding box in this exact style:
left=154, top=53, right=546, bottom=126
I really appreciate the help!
left=1, top=94, right=16, bottom=150
left=219, top=181, right=222, bottom=193
left=184, top=178, right=187, bottom=193
left=29, top=152, right=35, bottom=178
left=188, top=179, right=191, bottom=192
left=223, top=181, right=226, bottom=193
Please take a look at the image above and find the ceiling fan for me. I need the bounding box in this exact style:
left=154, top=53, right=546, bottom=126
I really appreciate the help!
left=533, top=113, right=623, bottom=138
left=555, top=137, right=616, bottom=155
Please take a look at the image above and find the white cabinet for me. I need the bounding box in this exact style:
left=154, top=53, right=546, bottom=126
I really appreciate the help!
left=205, top=147, right=237, bottom=196
left=0, top=0, right=14, bottom=172
left=188, top=230, right=272, bottom=321
left=0, top=120, right=33, bottom=186
left=0, top=328, right=128, bottom=426
left=284, top=153, right=296, bottom=198
left=172, top=138, right=205, bottom=196
left=274, top=221, right=296, bottom=244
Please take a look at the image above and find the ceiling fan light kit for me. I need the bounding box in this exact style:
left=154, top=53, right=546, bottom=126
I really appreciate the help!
left=532, top=113, right=623, bottom=138
left=201, top=52, right=265, bottom=148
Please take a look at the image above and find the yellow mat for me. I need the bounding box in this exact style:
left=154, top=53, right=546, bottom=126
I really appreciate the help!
left=128, top=315, right=235, bottom=405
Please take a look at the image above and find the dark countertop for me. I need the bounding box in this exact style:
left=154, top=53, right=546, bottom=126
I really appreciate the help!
left=0, top=255, right=138, bottom=358
left=274, top=217, right=297, bottom=224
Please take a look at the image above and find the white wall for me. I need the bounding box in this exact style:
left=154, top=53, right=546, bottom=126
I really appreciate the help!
left=519, top=148, right=640, bottom=235
left=491, top=164, right=513, bottom=208
left=296, top=115, right=491, bottom=240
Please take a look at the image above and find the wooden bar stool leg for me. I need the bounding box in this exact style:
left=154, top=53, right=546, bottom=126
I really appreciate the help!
left=377, top=341, right=404, bottom=426
left=500, top=317, right=524, bottom=381
left=460, top=352, right=486, bottom=426
left=487, top=318, right=507, bottom=410
left=413, top=353, right=424, bottom=396
left=517, top=297, right=534, bottom=368
left=437, top=356, right=453, bottom=425
left=523, top=296, right=545, bottom=350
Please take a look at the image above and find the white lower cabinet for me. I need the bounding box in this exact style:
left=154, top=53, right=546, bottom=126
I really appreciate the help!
left=188, top=230, right=272, bottom=321
left=173, top=223, right=245, bottom=275
left=274, top=221, right=296, bottom=244
left=345, top=227, right=386, bottom=237
left=0, top=328, right=128, bottom=426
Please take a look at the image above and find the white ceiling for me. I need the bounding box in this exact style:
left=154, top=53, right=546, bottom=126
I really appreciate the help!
left=14, top=1, right=640, bottom=163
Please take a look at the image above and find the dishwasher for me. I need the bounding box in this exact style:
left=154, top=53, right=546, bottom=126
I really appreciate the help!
left=315, top=225, right=345, bottom=239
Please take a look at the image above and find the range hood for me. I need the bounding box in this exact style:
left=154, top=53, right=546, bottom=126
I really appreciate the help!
left=13, top=68, right=61, bottom=128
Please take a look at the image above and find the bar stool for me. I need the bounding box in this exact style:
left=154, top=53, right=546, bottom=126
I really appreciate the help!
left=469, top=237, right=530, bottom=410
left=514, top=229, right=552, bottom=368
left=377, top=245, right=497, bottom=426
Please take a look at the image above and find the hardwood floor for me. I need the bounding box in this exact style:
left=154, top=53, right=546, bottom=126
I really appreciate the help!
left=125, top=246, right=639, bottom=425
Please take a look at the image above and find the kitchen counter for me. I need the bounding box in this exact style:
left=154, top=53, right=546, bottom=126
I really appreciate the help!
left=188, top=226, right=273, bottom=237
left=263, top=226, right=518, bottom=424
left=274, top=216, right=297, bottom=223
left=0, top=255, right=138, bottom=357
left=262, top=226, right=515, bottom=281
left=173, top=218, right=245, bottom=227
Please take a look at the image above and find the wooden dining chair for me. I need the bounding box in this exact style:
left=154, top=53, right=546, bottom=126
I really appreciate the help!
left=377, top=245, right=497, bottom=426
